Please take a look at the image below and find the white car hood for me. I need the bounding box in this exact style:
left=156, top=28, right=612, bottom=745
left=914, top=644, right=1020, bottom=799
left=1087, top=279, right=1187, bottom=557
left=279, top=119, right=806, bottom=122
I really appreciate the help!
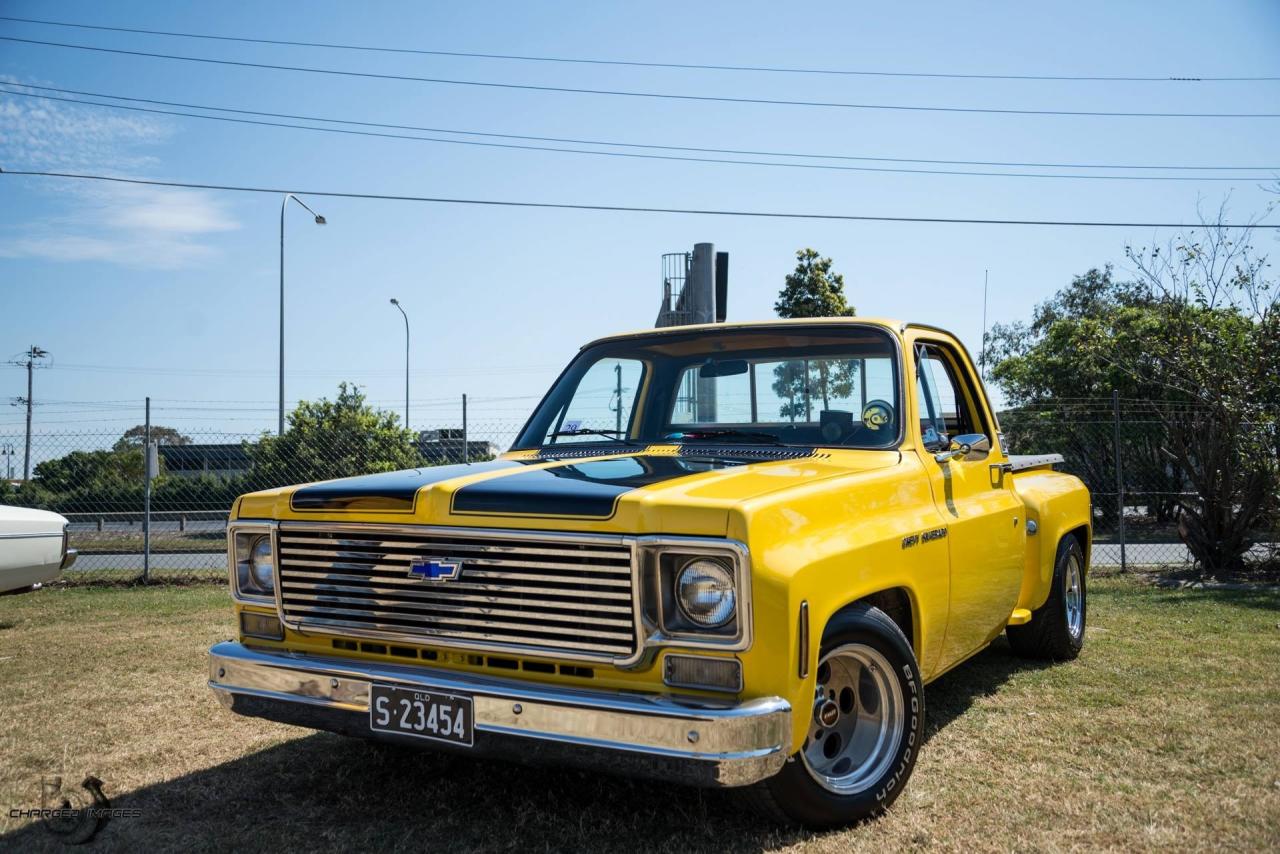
left=0, top=505, right=69, bottom=536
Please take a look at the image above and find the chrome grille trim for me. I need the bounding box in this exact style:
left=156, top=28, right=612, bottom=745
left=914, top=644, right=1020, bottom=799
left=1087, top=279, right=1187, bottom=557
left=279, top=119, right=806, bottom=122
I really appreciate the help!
left=274, top=615, right=636, bottom=656
left=280, top=570, right=633, bottom=601
left=281, top=582, right=634, bottom=614
left=282, top=592, right=635, bottom=628
left=275, top=523, right=641, bottom=662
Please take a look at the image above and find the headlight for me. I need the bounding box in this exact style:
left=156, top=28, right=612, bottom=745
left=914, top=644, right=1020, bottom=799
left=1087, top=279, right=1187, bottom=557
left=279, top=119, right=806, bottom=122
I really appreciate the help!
left=248, top=536, right=275, bottom=594
left=675, top=558, right=736, bottom=627
left=233, top=528, right=276, bottom=599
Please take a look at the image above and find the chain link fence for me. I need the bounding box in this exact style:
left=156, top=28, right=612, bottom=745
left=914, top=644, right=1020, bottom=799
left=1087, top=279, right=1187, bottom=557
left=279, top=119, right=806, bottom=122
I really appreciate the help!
left=0, top=419, right=524, bottom=582
left=2, top=397, right=1275, bottom=583
left=1000, top=397, right=1279, bottom=572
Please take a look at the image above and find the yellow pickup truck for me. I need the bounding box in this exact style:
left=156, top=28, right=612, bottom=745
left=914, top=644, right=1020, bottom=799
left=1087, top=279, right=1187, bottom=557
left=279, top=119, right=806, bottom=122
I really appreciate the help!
left=209, top=318, right=1090, bottom=827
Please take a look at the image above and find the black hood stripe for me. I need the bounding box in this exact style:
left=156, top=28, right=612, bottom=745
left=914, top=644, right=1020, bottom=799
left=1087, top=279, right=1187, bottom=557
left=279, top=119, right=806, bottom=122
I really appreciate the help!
left=450, top=455, right=742, bottom=519
left=291, top=460, right=523, bottom=512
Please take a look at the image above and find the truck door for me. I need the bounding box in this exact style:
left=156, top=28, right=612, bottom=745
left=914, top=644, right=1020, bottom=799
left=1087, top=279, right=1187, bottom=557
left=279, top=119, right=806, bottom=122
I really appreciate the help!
left=911, top=337, right=1024, bottom=667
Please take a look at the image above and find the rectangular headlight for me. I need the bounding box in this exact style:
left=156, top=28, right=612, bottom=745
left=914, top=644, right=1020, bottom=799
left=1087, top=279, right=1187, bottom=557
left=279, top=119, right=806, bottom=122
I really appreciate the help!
left=637, top=538, right=752, bottom=652
left=228, top=522, right=276, bottom=603
left=657, top=551, right=743, bottom=639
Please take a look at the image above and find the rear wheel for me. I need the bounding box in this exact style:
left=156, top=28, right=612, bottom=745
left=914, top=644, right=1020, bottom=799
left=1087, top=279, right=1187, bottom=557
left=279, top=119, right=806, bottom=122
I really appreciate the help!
left=1007, top=535, right=1086, bottom=660
left=744, top=603, right=924, bottom=828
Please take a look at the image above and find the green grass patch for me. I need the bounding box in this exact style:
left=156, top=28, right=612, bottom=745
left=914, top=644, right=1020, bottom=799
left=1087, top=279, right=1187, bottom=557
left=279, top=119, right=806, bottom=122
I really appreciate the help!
left=0, top=578, right=1277, bottom=851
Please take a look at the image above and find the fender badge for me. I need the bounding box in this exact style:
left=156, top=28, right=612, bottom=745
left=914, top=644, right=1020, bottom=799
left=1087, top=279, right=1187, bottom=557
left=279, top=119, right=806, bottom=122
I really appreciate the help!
left=408, top=558, right=463, bottom=581
left=902, top=528, right=947, bottom=549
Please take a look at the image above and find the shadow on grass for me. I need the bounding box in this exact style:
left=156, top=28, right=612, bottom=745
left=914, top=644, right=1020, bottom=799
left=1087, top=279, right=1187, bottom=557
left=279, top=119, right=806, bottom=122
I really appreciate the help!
left=0, top=646, right=1049, bottom=853
left=1155, top=587, right=1280, bottom=612
left=923, top=637, right=1052, bottom=743
left=1110, top=579, right=1280, bottom=613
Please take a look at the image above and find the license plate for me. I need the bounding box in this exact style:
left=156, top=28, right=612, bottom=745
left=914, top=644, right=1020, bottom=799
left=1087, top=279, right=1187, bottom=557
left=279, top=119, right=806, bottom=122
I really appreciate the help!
left=369, top=684, right=474, bottom=747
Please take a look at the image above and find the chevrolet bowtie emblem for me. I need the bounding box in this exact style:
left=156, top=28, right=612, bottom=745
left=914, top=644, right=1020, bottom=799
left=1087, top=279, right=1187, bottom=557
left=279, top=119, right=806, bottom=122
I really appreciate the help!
left=408, top=558, right=463, bottom=582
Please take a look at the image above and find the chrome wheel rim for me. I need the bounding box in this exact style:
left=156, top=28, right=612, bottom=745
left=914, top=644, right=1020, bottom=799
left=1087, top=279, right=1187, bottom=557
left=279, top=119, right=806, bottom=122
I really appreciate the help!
left=800, top=643, right=905, bottom=795
left=1064, top=553, right=1084, bottom=640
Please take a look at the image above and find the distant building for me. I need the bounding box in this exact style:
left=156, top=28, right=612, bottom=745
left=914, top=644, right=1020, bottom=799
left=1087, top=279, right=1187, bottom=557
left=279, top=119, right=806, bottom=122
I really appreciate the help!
left=418, top=429, right=501, bottom=465
left=158, top=444, right=252, bottom=479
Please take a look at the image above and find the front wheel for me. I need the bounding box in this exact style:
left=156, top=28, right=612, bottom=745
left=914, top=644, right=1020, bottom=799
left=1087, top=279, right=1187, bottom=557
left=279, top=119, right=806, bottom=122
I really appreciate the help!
left=1007, top=535, right=1087, bottom=660
left=743, top=603, right=924, bottom=828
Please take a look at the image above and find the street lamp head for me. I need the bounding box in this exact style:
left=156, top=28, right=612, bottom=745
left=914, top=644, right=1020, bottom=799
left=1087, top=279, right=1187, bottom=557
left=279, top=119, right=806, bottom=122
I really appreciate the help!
left=390, top=298, right=399, bottom=305
left=314, top=215, right=326, bottom=225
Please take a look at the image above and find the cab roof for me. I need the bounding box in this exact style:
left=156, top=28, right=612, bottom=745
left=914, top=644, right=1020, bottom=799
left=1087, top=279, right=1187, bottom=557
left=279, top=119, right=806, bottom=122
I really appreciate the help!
left=580, top=317, right=908, bottom=350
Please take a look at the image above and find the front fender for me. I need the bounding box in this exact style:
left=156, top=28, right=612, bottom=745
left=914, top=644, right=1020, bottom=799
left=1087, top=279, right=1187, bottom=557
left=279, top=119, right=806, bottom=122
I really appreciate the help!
left=728, top=454, right=950, bottom=754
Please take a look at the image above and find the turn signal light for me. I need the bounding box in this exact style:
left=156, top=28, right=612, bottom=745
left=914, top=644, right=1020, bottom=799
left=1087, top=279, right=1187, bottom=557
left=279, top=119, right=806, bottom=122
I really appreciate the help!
left=240, top=611, right=284, bottom=641
left=663, top=654, right=742, bottom=693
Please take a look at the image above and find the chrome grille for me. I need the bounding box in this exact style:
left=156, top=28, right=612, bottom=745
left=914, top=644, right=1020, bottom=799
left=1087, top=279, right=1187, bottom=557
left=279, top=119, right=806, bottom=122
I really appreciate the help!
left=276, top=525, right=637, bottom=659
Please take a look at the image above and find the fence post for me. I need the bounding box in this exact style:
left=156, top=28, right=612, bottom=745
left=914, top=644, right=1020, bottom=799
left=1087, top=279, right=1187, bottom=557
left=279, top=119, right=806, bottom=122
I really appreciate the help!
left=143, top=397, right=152, bottom=584
left=462, top=394, right=468, bottom=464
left=1111, top=390, right=1127, bottom=572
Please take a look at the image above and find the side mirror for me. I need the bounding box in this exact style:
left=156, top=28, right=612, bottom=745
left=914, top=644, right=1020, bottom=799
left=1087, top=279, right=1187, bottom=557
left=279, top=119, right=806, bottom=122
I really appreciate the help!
left=934, top=433, right=990, bottom=464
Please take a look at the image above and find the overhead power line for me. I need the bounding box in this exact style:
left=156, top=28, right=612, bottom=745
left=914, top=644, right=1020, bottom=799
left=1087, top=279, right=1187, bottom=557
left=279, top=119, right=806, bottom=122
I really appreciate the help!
left=3, top=358, right=560, bottom=378
left=2, top=15, right=1276, bottom=82
left=3, top=36, right=1277, bottom=119
left=3, top=168, right=1275, bottom=229
left=4, top=83, right=1275, bottom=177
left=6, top=89, right=1274, bottom=182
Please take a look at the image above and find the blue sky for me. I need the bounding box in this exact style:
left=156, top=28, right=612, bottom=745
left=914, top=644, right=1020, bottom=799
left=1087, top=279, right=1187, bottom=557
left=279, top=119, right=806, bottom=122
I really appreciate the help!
left=0, top=0, right=1277, bottom=444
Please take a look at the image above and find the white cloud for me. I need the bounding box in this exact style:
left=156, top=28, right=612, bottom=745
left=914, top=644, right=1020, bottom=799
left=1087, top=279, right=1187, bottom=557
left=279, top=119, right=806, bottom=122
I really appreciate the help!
left=0, top=80, right=239, bottom=269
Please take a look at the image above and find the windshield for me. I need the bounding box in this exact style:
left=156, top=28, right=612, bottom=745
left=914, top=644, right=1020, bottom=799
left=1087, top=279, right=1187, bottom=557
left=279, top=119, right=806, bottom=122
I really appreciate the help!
left=515, top=325, right=902, bottom=450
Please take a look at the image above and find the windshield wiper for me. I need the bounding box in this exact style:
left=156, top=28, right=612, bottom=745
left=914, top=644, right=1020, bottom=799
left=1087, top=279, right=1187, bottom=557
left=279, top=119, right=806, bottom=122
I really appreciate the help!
left=548, top=428, right=642, bottom=446
left=668, top=429, right=788, bottom=446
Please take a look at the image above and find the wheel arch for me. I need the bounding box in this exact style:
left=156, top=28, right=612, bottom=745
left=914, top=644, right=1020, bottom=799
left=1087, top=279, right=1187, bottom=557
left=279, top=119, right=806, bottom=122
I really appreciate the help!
left=826, top=585, right=919, bottom=658
left=1064, top=523, right=1091, bottom=573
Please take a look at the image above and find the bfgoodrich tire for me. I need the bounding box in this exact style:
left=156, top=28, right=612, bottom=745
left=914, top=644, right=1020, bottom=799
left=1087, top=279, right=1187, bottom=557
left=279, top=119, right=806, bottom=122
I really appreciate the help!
left=744, top=603, right=924, bottom=828
left=1006, top=535, right=1086, bottom=660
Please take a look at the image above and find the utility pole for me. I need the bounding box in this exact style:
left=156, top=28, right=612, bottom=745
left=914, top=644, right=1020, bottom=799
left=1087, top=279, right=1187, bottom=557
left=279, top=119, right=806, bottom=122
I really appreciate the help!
left=9, top=346, right=49, bottom=481
left=143, top=396, right=152, bottom=584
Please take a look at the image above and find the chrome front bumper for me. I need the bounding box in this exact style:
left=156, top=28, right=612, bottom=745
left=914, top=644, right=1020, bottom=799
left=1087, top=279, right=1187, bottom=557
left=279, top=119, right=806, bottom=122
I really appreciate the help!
left=208, top=642, right=791, bottom=788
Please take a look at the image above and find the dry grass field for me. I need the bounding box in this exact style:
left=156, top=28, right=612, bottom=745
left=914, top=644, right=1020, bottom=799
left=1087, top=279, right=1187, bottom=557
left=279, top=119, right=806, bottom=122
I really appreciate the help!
left=1, top=576, right=1277, bottom=852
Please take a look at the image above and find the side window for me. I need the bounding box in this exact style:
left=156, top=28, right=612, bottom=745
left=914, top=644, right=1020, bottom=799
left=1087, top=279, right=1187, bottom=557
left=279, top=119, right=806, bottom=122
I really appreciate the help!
left=915, top=344, right=983, bottom=449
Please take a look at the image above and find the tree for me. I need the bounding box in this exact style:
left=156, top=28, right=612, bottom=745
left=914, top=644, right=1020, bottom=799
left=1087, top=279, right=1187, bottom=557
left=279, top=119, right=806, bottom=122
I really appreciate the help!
left=247, top=382, right=422, bottom=489
left=775, top=248, right=856, bottom=319
left=22, top=448, right=145, bottom=513
left=1120, top=207, right=1279, bottom=574
left=113, top=425, right=192, bottom=452
left=991, top=201, right=1280, bottom=575
left=988, top=267, right=1181, bottom=524
left=773, top=249, right=857, bottom=419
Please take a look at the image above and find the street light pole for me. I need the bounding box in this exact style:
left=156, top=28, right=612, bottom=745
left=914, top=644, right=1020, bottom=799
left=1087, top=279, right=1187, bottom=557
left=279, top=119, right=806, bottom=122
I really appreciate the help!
left=279, top=194, right=327, bottom=435
left=390, top=299, right=410, bottom=430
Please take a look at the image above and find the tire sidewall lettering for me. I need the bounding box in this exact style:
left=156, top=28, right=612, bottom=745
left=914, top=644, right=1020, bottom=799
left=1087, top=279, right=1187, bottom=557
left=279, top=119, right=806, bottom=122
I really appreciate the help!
left=873, top=659, right=922, bottom=803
